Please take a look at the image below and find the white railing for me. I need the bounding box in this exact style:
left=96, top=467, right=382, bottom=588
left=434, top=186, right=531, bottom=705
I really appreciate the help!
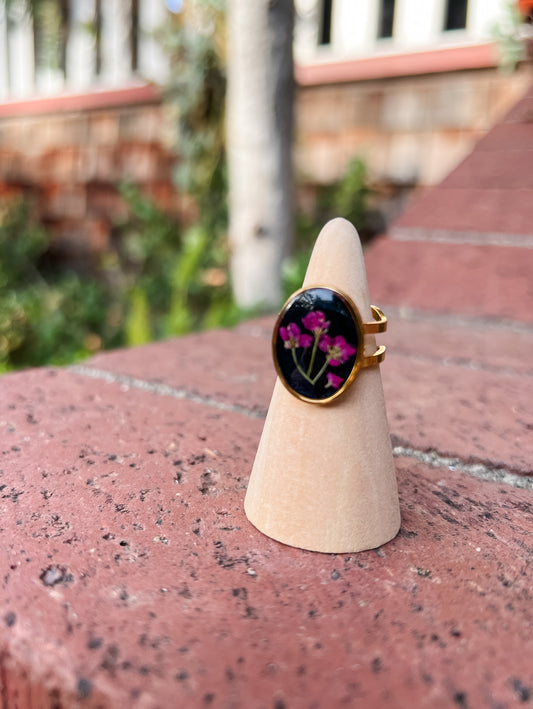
left=0, top=0, right=170, bottom=101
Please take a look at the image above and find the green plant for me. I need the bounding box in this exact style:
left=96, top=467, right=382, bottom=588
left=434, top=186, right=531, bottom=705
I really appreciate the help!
left=0, top=197, right=118, bottom=371
left=118, top=1, right=256, bottom=338
left=114, top=184, right=240, bottom=345
left=325, top=157, right=369, bottom=229
left=0, top=1, right=255, bottom=371
left=492, top=1, right=530, bottom=71
left=284, top=158, right=371, bottom=298
left=146, top=0, right=244, bottom=334
left=114, top=182, right=182, bottom=342
left=159, top=1, right=226, bottom=213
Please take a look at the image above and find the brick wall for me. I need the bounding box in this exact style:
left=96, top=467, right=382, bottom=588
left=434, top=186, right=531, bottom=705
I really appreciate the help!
left=295, top=67, right=531, bottom=187
left=0, top=66, right=530, bottom=262
left=0, top=89, right=178, bottom=265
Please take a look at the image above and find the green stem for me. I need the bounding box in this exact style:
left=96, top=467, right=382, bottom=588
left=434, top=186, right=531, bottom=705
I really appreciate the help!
left=311, top=357, right=331, bottom=385
left=306, top=331, right=320, bottom=378
left=291, top=346, right=314, bottom=384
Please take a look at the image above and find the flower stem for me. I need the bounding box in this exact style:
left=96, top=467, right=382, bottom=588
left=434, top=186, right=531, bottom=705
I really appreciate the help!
left=306, top=332, right=320, bottom=378
left=311, top=357, right=330, bottom=385
left=291, top=346, right=314, bottom=384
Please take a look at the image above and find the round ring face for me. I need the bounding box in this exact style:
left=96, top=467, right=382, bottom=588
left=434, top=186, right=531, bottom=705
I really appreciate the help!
left=273, top=287, right=362, bottom=403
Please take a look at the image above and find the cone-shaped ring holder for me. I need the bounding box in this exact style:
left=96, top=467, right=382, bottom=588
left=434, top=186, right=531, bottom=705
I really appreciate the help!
left=244, top=218, right=400, bottom=553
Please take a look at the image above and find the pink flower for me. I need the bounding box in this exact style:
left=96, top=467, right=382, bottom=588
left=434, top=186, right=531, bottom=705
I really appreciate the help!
left=279, top=322, right=312, bottom=349
left=302, top=310, right=330, bottom=333
left=319, top=335, right=356, bottom=366
left=325, top=372, right=343, bottom=389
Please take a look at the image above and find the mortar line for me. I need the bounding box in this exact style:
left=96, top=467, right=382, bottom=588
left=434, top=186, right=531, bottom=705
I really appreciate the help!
left=69, top=364, right=532, bottom=490
left=67, top=364, right=267, bottom=419
left=390, top=349, right=533, bottom=378
left=382, top=303, right=533, bottom=334
left=392, top=446, right=532, bottom=490
left=390, top=226, right=533, bottom=250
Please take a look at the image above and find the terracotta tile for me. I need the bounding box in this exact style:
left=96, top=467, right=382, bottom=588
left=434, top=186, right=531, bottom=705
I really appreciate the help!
left=82, top=303, right=533, bottom=475
left=503, top=96, right=533, bottom=123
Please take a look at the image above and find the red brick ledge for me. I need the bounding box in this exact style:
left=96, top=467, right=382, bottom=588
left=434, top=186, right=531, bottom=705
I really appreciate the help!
left=0, top=326, right=531, bottom=707
left=0, top=83, right=161, bottom=118
left=63, top=362, right=533, bottom=488
left=296, top=42, right=498, bottom=85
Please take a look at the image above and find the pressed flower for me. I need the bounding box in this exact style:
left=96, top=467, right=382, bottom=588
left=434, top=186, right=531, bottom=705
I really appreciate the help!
left=319, top=335, right=356, bottom=366
left=279, top=323, right=312, bottom=349
left=275, top=286, right=364, bottom=401
left=325, top=372, right=343, bottom=389
left=302, top=310, right=330, bottom=333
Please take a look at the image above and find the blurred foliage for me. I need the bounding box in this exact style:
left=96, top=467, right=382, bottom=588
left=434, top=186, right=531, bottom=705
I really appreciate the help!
left=0, top=188, right=245, bottom=371
left=283, top=158, right=371, bottom=298
left=159, top=0, right=226, bottom=216
left=115, top=0, right=248, bottom=341
left=492, top=1, right=531, bottom=70
left=114, top=0, right=242, bottom=344
left=0, top=0, right=246, bottom=372
left=0, top=198, right=119, bottom=372
left=114, top=184, right=244, bottom=345
left=0, top=153, right=371, bottom=370
left=0, top=0, right=374, bottom=371
left=322, top=157, right=369, bottom=230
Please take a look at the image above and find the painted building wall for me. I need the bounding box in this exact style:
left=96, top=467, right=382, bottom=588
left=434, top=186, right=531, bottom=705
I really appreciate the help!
left=295, top=0, right=507, bottom=63
left=293, top=0, right=531, bottom=196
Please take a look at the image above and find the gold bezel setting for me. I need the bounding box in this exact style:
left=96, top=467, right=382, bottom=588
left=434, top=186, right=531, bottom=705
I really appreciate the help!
left=272, top=286, right=386, bottom=404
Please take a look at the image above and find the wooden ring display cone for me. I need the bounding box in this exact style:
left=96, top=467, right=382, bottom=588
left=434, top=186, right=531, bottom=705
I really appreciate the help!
left=244, top=218, right=401, bottom=553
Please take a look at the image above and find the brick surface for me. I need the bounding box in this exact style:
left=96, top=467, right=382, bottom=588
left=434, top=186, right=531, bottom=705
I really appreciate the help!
left=384, top=313, right=533, bottom=376
left=475, top=121, right=533, bottom=151
left=0, top=102, right=176, bottom=261
left=295, top=69, right=529, bottom=187
left=83, top=314, right=533, bottom=477
left=383, top=355, right=532, bottom=474
left=0, top=359, right=532, bottom=708
left=365, top=238, right=533, bottom=323
left=86, top=325, right=275, bottom=417
left=440, top=150, right=533, bottom=190
left=393, top=81, right=533, bottom=236
left=393, top=187, right=533, bottom=235
left=502, top=96, right=533, bottom=123
left=383, top=315, right=533, bottom=472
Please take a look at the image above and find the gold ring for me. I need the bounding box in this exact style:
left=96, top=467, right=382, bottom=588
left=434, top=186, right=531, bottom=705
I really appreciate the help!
left=273, top=286, right=386, bottom=404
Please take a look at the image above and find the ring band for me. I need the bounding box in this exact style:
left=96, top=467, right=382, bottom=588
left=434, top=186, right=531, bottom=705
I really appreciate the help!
left=361, top=306, right=387, bottom=368
left=364, top=305, right=387, bottom=335
left=362, top=344, right=386, bottom=368
left=273, top=286, right=387, bottom=404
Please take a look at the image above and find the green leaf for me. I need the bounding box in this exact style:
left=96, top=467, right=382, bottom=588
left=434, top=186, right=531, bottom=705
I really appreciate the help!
left=125, top=288, right=152, bottom=346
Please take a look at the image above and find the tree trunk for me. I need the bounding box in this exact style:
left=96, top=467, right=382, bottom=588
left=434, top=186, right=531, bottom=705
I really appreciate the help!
left=226, top=0, right=294, bottom=310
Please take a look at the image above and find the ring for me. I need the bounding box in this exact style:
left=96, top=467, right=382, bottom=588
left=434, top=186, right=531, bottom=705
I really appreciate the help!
left=272, top=286, right=387, bottom=404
